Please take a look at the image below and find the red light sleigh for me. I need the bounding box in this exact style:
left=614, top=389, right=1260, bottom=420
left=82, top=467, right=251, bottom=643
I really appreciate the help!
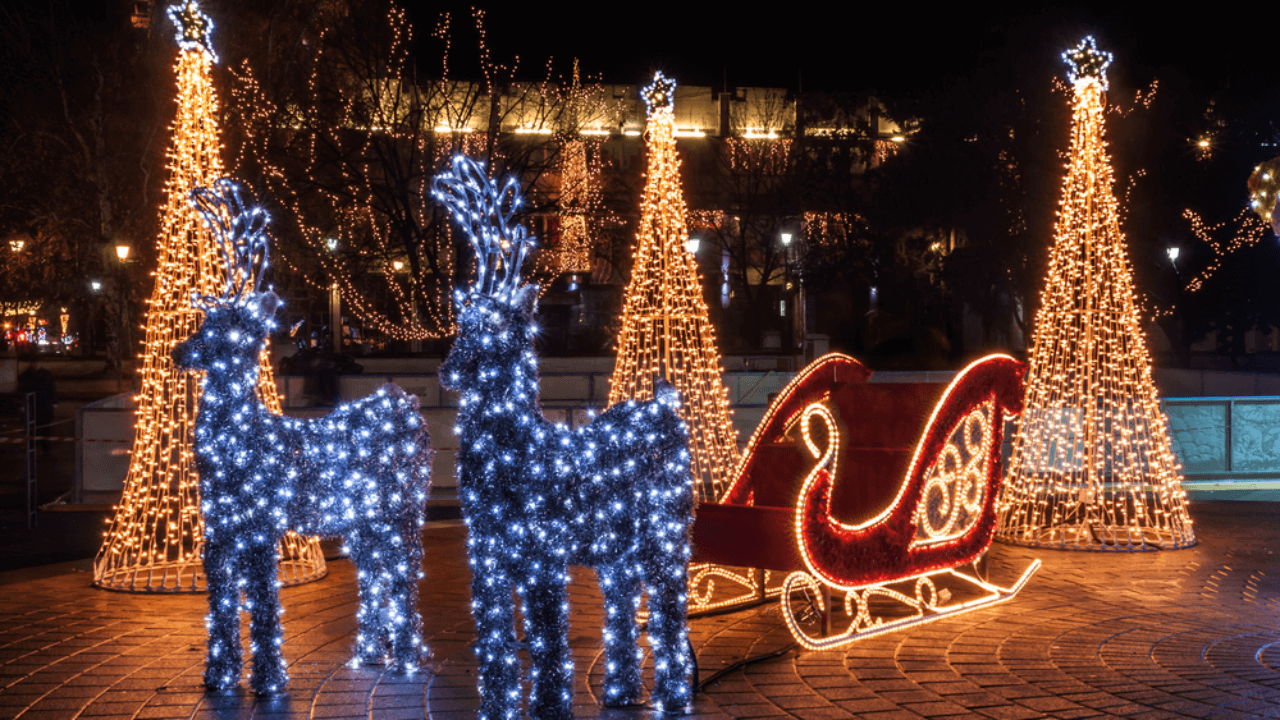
left=691, top=353, right=1040, bottom=649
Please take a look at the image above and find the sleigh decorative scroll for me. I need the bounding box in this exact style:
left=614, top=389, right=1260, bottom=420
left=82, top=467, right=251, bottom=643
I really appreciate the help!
left=691, top=353, right=1039, bottom=650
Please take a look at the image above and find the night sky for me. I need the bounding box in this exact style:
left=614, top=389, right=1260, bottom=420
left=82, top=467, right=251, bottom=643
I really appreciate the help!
left=407, top=3, right=1276, bottom=103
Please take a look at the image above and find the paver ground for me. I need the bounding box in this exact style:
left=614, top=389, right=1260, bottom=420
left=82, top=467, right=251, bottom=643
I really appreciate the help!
left=1, top=501, right=1278, bottom=719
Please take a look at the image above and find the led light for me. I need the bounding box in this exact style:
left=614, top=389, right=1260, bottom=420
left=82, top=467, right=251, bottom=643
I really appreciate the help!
left=997, top=38, right=1195, bottom=551
left=609, top=71, right=740, bottom=502
left=175, top=179, right=433, bottom=694
left=94, top=0, right=322, bottom=594
left=434, top=155, right=696, bottom=717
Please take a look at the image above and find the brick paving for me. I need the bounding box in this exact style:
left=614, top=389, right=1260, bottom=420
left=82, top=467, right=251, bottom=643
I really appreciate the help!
left=2, top=501, right=1280, bottom=719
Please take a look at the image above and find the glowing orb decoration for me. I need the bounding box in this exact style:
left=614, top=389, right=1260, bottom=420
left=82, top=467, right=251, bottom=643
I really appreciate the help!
left=1248, top=157, right=1280, bottom=232
left=175, top=180, right=433, bottom=694
left=434, top=155, right=696, bottom=717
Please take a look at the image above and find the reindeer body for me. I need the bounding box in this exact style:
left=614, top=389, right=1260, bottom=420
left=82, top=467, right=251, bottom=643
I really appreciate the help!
left=175, top=180, right=432, bottom=695
left=434, top=157, right=695, bottom=719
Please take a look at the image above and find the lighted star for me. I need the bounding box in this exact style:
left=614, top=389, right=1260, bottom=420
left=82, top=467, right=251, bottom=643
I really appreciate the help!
left=167, top=0, right=218, bottom=62
left=642, top=72, right=676, bottom=114
left=1062, top=36, right=1111, bottom=88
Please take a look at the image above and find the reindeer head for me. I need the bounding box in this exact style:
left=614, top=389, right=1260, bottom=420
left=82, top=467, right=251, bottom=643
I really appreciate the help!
left=172, top=178, right=280, bottom=381
left=432, top=156, right=539, bottom=392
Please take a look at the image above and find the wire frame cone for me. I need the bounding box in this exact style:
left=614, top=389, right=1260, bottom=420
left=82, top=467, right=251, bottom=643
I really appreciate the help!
left=996, top=70, right=1195, bottom=552
left=93, top=49, right=324, bottom=592
left=607, top=102, right=740, bottom=502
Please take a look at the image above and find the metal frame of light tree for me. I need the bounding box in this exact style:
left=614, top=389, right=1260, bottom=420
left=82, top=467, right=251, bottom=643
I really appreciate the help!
left=996, top=37, right=1195, bottom=552
left=94, top=0, right=324, bottom=592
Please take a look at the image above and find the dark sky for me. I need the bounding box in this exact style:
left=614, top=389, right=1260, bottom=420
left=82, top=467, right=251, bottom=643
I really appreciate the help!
left=407, top=2, right=1274, bottom=103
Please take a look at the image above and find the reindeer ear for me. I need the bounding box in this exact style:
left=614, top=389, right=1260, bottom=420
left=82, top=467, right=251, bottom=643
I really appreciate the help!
left=256, top=291, right=281, bottom=320
left=515, top=284, right=539, bottom=317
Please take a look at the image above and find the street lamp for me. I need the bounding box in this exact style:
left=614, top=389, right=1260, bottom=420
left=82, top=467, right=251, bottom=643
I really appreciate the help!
left=9, top=240, right=23, bottom=252
left=684, top=236, right=700, bottom=254
left=779, top=232, right=793, bottom=247
left=115, top=244, right=131, bottom=262
left=1166, top=246, right=1180, bottom=264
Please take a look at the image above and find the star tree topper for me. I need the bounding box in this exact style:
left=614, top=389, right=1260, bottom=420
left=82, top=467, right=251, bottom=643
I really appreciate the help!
left=1063, top=36, right=1111, bottom=89
left=167, top=0, right=218, bottom=63
left=643, top=71, right=677, bottom=115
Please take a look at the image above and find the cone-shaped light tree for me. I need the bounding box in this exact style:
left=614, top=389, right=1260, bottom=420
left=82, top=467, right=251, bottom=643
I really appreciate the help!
left=608, top=72, right=740, bottom=500
left=94, top=1, right=324, bottom=591
left=996, top=37, right=1195, bottom=551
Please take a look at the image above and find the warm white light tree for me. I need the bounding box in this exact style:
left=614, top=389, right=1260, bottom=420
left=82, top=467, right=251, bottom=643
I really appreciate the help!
left=608, top=72, right=740, bottom=501
left=94, top=0, right=324, bottom=591
left=996, top=37, right=1195, bottom=551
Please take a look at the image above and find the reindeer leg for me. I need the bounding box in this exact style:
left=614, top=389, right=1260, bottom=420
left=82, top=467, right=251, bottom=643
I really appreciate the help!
left=471, top=565, right=519, bottom=720
left=522, top=564, right=573, bottom=720
left=246, top=541, right=289, bottom=695
left=599, top=562, right=644, bottom=707
left=388, top=517, right=426, bottom=672
left=347, top=531, right=388, bottom=666
left=647, top=548, right=694, bottom=713
left=202, top=540, right=243, bottom=692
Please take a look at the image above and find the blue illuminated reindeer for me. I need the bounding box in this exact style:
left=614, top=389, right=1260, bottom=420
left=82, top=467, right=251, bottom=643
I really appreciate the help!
left=174, top=179, right=433, bottom=695
left=433, top=156, right=696, bottom=719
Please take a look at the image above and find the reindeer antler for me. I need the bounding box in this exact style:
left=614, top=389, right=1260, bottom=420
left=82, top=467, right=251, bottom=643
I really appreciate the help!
left=191, top=178, right=270, bottom=304
left=431, top=156, right=535, bottom=301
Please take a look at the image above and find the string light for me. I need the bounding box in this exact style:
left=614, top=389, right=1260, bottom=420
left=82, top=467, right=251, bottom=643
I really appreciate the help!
left=175, top=179, right=432, bottom=694
left=434, top=155, right=696, bottom=718
left=997, top=38, right=1195, bottom=551
left=1248, top=158, right=1280, bottom=234
left=1182, top=208, right=1267, bottom=294
left=1062, top=36, right=1111, bottom=89
left=608, top=72, right=740, bottom=502
left=93, top=0, right=323, bottom=592
left=715, top=353, right=1036, bottom=650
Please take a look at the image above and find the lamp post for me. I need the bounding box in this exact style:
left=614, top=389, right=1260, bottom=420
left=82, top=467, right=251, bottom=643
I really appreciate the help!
left=780, top=230, right=806, bottom=355
left=114, top=244, right=132, bottom=392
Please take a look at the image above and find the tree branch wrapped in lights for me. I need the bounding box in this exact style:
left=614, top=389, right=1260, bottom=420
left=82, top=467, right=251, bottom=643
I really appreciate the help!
left=175, top=179, right=433, bottom=694
left=434, top=155, right=696, bottom=718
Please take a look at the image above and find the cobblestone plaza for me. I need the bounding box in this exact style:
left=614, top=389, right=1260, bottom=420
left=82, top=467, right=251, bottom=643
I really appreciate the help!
left=2, top=502, right=1280, bottom=719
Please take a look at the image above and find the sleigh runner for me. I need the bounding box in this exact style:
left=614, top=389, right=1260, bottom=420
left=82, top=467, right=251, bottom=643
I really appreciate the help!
left=691, top=353, right=1040, bottom=650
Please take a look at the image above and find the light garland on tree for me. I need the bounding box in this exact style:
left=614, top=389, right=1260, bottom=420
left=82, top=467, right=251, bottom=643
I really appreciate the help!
left=1248, top=158, right=1280, bottom=234
left=93, top=0, right=324, bottom=592
left=608, top=71, right=740, bottom=502
left=996, top=37, right=1195, bottom=552
left=433, top=155, right=696, bottom=718
left=175, top=179, right=432, bottom=695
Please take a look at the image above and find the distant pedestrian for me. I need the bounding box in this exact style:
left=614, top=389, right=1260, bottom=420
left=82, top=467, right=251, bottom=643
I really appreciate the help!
left=18, top=361, right=56, bottom=455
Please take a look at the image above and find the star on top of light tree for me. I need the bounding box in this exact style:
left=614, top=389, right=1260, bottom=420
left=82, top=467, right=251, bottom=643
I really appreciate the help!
left=1062, top=36, right=1111, bottom=88
left=643, top=72, right=677, bottom=115
left=167, top=0, right=218, bottom=63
